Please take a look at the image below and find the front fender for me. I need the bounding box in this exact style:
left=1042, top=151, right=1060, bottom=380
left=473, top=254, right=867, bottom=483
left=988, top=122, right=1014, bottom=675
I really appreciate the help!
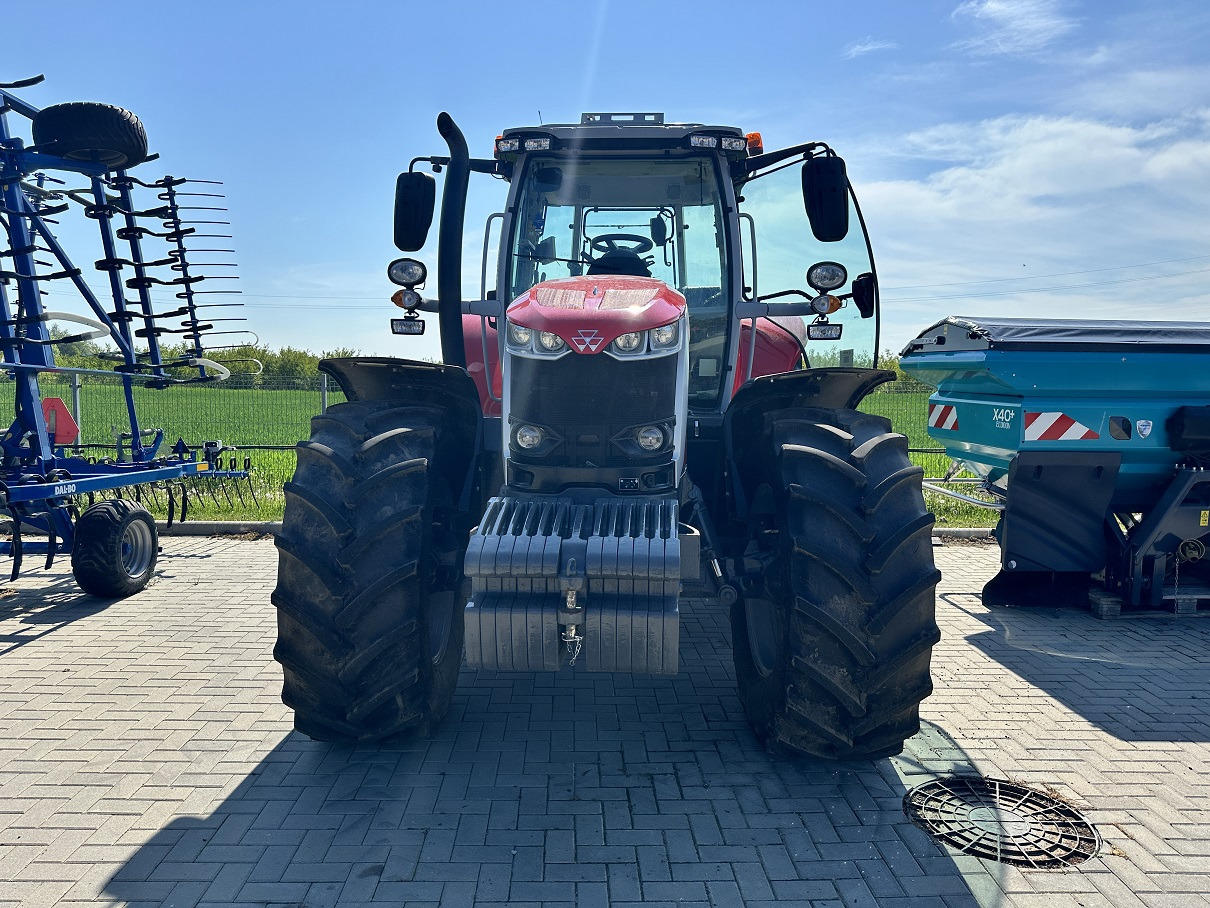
left=723, top=367, right=895, bottom=521
left=319, top=357, right=485, bottom=511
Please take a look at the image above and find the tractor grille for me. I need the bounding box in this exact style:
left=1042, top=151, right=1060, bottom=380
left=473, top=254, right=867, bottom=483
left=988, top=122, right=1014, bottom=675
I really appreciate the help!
left=508, top=353, right=676, bottom=468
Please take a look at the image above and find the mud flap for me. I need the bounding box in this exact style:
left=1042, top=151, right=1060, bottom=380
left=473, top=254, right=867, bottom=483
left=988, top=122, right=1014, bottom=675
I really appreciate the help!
left=984, top=451, right=1120, bottom=606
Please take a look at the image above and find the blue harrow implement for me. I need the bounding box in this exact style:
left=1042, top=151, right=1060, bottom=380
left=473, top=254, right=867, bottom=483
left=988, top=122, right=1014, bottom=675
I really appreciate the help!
left=0, top=75, right=256, bottom=596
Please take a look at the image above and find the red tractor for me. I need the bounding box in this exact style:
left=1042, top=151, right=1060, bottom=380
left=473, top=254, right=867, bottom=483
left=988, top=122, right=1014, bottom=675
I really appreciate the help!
left=273, top=113, right=939, bottom=759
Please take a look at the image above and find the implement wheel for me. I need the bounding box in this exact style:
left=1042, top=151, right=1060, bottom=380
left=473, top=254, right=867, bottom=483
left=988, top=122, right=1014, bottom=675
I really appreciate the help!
left=32, top=101, right=148, bottom=170
left=71, top=499, right=158, bottom=597
left=732, top=408, right=941, bottom=759
left=272, top=401, right=467, bottom=743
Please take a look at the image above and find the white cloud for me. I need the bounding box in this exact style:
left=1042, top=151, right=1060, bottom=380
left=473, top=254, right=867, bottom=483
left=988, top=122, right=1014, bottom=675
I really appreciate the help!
left=862, top=112, right=1210, bottom=349
left=951, top=0, right=1077, bottom=56
left=842, top=37, right=898, bottom=60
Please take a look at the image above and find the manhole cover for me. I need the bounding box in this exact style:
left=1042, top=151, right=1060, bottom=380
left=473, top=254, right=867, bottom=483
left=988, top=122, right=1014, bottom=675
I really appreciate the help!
left=903, top=776, right=1100, bottom=867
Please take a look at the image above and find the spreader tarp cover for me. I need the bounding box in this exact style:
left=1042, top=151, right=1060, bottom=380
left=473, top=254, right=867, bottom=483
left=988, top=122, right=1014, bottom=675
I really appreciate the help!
left=905, top=316, right=1210, bottom=354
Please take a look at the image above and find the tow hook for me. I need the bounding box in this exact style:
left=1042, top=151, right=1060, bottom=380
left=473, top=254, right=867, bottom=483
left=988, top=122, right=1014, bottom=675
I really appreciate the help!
left=560, top=559, right=585, bottom=665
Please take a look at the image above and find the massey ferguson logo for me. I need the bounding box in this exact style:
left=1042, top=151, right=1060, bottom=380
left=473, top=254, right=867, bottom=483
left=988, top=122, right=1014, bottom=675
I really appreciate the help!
left=572, top=329, right=603, bottom=353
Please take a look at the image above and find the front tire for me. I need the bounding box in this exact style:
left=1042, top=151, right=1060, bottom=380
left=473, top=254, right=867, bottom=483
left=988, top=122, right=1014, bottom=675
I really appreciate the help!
left=272, top=401, right=467, bottom=743
left=733, top=408, right=941, bottom=759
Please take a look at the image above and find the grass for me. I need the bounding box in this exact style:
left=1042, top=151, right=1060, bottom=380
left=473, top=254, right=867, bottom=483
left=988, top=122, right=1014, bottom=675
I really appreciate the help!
left=1, top=376, right=995, bottom=528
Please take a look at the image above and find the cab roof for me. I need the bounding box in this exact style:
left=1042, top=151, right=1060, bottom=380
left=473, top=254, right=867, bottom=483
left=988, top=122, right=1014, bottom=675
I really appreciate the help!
left=500, top=112, right=744, bottom=153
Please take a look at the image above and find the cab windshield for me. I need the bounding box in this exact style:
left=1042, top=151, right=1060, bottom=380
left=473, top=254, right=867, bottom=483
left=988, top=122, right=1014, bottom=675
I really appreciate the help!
left=508, top=156, right=731, bottom=402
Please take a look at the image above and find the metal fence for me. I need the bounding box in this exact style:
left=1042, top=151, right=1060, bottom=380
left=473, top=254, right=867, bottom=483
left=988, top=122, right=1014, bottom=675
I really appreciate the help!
left=1, top=372, right=942, bottom=455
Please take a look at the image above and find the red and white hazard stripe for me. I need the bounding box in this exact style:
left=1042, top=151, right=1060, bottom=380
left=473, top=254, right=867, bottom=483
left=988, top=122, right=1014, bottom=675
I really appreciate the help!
left=928, top=403, right=959, bottom=431
left=1023, top=411, right=1099, bottom=441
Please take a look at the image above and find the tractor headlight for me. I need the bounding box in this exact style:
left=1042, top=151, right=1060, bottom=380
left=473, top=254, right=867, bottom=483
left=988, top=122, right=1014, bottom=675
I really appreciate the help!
left=650, top=322, right=679, bottom=350
left=612, top=332, right=643, bottom=354
left=636, top=426, right=665, bottom=451
left=538, top=331, right=565, bottom=352
left=507, top=323, right=533, bottom=348
left=515, top=425, right=543, bottom=449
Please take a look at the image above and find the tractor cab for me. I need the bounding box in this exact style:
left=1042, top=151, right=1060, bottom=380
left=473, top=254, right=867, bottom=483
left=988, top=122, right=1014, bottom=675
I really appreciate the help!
left=391, top=112, right=880, bottom=414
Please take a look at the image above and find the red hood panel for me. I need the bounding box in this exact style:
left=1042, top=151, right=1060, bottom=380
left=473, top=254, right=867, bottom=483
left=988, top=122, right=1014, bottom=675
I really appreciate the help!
left=507, top=276, right=686, bottom=353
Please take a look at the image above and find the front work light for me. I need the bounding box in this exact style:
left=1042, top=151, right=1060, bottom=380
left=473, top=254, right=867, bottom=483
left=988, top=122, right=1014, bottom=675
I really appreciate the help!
left=806, top=261, right=847, bottom=292
left=523, top=137, right=552, bottom=151
left=636, top=426, right=665, bottom=451
left=516, top=425, right=543, bottom=449
left=388, top=258, right=427, bottom=287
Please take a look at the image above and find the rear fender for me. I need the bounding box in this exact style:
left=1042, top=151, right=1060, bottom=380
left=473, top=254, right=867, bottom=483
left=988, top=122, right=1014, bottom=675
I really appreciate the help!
left=319, top=357, right=485, bottom=512
left=724, top=367, right=894, bottom=520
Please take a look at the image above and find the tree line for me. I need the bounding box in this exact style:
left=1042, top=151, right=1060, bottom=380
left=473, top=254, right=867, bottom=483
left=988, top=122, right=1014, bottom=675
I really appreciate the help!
left=46, top=325, right=357, bottom=385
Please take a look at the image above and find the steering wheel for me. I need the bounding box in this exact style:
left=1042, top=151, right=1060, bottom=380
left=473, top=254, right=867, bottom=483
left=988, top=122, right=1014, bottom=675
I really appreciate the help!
left=589, top=233, right=654, bottom=255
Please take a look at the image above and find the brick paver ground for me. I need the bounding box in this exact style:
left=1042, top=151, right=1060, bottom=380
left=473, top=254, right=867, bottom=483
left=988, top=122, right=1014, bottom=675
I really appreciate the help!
left=1, top=535, right=1208, bottom=907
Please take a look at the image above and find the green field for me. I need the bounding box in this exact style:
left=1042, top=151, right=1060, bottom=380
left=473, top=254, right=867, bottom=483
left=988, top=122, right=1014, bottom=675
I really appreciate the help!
left=0, top=376, right=994, bottom=527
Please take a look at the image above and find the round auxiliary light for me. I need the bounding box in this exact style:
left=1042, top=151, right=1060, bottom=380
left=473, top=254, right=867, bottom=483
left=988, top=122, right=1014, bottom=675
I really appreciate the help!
left=515, top=425, right=543, bottom=449
left=613, top=332, right=643, bottom=353
left=387, top=257, right=427, bottom=287
left=651, top=323, right=678, bottom=348
left=538, top=331, right=566, bottom=352
left=507, top=323, right=533, bottom=346
left=807, top=260, right=847, bottom=292
left=636, top=426, right=665, bottom=451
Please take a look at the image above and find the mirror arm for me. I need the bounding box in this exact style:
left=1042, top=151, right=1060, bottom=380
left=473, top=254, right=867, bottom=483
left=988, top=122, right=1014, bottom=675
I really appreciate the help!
left=744, top=141, right=830, bottom=176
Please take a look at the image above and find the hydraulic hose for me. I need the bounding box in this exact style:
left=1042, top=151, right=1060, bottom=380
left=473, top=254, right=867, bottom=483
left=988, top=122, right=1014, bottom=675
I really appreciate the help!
left=436, top=112, right=468, bottom=368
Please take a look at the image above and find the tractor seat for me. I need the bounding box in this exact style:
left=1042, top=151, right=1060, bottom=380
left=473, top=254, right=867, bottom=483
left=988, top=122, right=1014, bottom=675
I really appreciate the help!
left=587, top=250, right=651, bottom=277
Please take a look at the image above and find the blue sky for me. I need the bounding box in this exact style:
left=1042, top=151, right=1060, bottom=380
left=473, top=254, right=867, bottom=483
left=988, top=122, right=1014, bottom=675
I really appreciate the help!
left=8, top=0, right=1209, bottom=360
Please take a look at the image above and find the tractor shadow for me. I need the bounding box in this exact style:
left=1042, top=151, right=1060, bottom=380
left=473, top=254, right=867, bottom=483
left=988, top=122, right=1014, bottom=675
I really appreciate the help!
left=102, top=595, right=993, bottom=906
left=953, top=591, right=1210, bottom=742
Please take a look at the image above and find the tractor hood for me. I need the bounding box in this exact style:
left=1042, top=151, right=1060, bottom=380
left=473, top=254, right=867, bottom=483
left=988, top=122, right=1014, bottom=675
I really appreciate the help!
left=507, top=276, right=685, bottom=354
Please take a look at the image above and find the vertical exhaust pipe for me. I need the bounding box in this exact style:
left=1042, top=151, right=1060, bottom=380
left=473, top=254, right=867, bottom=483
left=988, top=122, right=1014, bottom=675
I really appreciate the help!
left=436, top=112, right=468, bottom=368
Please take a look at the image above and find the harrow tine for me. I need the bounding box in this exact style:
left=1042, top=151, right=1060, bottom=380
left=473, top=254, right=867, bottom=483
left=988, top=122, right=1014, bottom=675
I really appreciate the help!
left=166, top=484, right=176, bottom=529
left=8, top=509, right=22, bottom=581
left=205, top=474, right=220, bottom=507
left=45, top=519, right=57, bottom=570
left=179, top=482, right=189, bottom=523
left=245, top=458, right=258, bottom=507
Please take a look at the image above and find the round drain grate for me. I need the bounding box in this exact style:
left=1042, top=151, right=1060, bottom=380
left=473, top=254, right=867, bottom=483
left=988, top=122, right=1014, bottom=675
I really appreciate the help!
left=903, top=776, right=1100, bottom=867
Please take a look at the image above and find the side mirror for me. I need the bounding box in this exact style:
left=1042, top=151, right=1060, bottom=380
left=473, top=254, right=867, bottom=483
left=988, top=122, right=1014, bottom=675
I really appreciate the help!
left=852, top=272, right=877, bottom=318
left=801, top=156, right=849, bottom=242
left=535, top=235, right=557, bottom=264
left=394, top=171, right=436, bottom=252
left=649, top=214, right=667, bottom=247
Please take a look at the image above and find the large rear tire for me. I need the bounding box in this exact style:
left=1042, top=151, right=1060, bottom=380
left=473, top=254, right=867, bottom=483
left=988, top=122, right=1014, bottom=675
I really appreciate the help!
left=732, top=408, right=940, bottom=759
left=272, top=401, right=467, bottom=743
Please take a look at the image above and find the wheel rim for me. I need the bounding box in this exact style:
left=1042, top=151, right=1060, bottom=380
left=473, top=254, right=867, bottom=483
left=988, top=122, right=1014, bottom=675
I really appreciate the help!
left=426, top=591, right=453, bottom=664
left=120, top=518, right=155, bottom=579
left=745, top=597, right=780, bottom=678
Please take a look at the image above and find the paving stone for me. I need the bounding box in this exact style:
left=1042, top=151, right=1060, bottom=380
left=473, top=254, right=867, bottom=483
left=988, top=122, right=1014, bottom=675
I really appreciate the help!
left=1, top=537, right=1209, bottom=906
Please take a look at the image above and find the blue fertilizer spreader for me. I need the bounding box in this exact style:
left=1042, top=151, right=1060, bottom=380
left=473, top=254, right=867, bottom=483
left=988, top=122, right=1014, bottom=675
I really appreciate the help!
left=901, top=317, right=1210, bottom=615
